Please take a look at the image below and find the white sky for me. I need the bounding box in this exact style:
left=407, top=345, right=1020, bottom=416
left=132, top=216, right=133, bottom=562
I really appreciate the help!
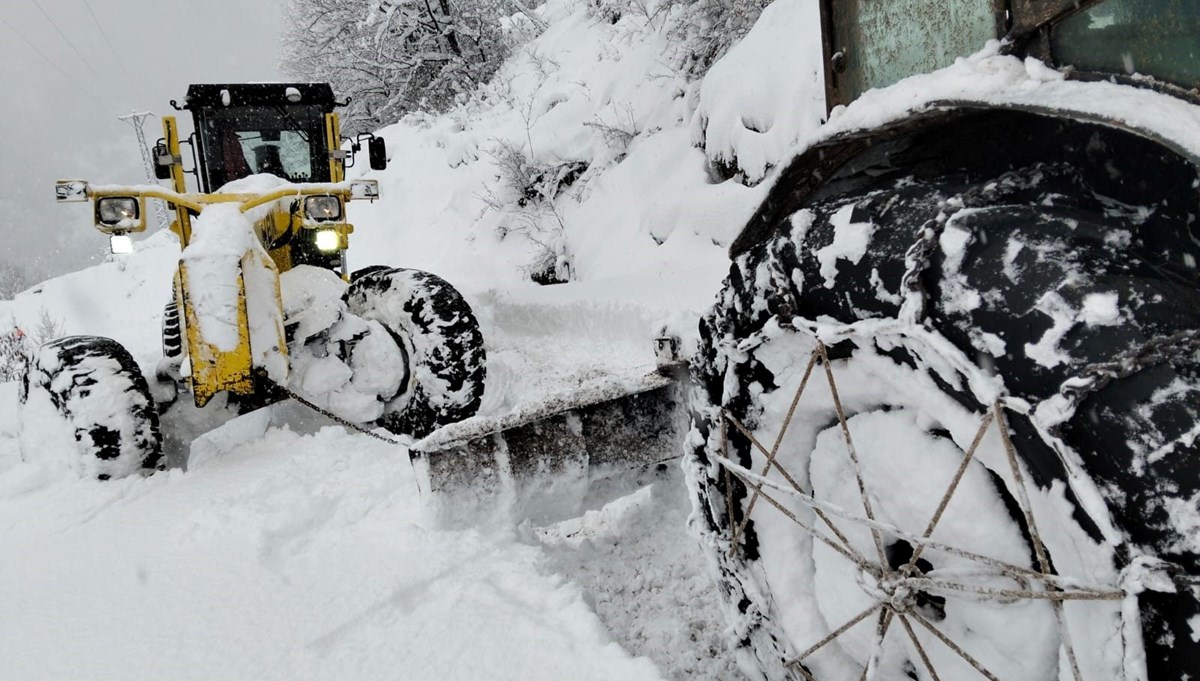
left=0, top=0, right=284, bottom=282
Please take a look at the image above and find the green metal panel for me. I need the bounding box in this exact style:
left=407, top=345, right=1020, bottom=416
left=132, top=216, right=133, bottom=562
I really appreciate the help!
left=822, top=0, right=1006, bottom=109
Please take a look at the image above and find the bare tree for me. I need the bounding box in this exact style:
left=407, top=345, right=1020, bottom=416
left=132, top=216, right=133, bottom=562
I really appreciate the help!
left=282, top=0, right=519, bottom=133
left=0, top=308, right=64, bottom=383
left=0, top=263, right=31, bottom=301
left=587, top=0, right=775, bottom=76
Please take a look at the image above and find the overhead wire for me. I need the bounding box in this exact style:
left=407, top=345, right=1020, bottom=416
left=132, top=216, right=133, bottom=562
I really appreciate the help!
left=79, top=0, right=155, bottom=114
left=28, top=0, right=106, bottom=81
left=0, top=12, right=107, bottom=108
left=39, top=0, right=162, bottom=169
left=80, top=0, right=136, bottom=82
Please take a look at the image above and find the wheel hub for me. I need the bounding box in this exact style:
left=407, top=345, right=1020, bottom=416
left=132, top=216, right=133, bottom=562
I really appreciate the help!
left=857, top=561, right=941, bottom=620
left=878, top=577, right=918, bottom=615
left=859, top=571, right=918, bottom=612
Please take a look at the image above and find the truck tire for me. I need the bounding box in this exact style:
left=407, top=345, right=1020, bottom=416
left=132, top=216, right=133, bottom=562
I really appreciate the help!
left=688, top=138, right=1200, bottom=680
left=349, top=265, right=391, bottom=283
left=345, top=268, right=486, bottom=438
left=19, top=335, right=163, bottom=480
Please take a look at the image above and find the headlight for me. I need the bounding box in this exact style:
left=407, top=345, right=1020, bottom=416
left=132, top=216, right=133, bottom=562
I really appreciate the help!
left=304, top=195, right=342, bottom=222
left=109, top=234, right=134, bottom=254
left=97, top=197, right=139, bottom=226
left=314, top=229, right=341, bottom=253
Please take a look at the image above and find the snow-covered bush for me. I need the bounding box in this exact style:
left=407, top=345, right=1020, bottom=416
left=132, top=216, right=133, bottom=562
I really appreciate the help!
left=581, top=0, right=821, bottom=186
left=0, top=308, right=64, bottom=383
left=0, top=328, right=27, bottom=383
left=484, top=141, right=580, bottom=284
left=585, top=0, right=775, bottom=76
left=671, top=0, right=776, bottom=76
left=282, top=0, right=522, bottom=133
left=691, top=0, right=824, bottom=184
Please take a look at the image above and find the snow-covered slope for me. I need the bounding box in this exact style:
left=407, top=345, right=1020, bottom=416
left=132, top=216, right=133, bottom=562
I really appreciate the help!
left=0, top=1, right=828, bottom=678
left=344, top=0, right=823, bottom=291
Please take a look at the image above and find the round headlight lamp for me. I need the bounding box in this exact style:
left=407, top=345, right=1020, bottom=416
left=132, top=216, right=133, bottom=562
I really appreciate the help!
left=314, top=229, right=341, bottom=253
left=109, top=234, right=134, bottom=254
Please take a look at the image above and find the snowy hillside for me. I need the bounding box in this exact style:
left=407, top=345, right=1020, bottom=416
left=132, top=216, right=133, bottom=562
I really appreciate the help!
left=0, top=1, right=825, bottom=679
left=343, top=0, right=823, bottom=289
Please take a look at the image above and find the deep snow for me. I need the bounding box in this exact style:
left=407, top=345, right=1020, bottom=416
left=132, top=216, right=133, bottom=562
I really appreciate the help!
left=0, top=400, right=678, bottom=680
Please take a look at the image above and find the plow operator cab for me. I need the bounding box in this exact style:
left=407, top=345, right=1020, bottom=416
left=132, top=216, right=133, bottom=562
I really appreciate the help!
left=179, top=84, right=386, bottom=272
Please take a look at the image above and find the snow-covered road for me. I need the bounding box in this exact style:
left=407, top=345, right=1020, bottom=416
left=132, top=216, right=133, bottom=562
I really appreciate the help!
left=0, top=379, right=736, bottom=680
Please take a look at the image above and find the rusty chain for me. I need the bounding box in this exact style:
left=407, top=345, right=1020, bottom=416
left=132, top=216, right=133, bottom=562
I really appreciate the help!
left=268, top=377, right=408, bottom=447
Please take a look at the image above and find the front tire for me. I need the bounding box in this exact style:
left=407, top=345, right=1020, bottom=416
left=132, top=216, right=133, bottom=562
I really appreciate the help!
left=345, top=268, right=486, bottom=438
left=19, top=335, right=163, bottom=480
left=688, top=126, right=1200, bottom=679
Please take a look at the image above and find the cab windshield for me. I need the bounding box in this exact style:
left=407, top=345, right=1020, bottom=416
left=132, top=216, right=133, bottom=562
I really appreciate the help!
left=1051, top=0, right=1200, bottom=90
left=196, top=104, right=328, bottom=190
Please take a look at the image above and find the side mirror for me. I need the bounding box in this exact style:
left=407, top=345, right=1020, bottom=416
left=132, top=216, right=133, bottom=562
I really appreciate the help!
left=153, top=142, right=173, bottom=180
left=369, top=137, right=387, bottom=171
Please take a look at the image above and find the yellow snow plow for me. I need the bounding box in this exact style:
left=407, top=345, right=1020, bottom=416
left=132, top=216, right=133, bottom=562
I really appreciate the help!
left=31, top=84, right=492, bottom=483
left=34, top=82, right=681, bottom=504
left=57, top=177, right=381, bottom=407
left=54, top=84, right=384, bottom=408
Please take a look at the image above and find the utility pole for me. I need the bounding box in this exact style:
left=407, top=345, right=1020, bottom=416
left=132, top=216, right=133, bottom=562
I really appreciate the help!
left=118, top=111, right=171, bottom=231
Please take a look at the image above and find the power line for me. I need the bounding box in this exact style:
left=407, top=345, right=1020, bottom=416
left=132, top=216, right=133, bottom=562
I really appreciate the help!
left=29, top=0, right=105, bottom=81
left=0, top=12, right=107, bottom=108
left=80, top=0, right=136, bottom=83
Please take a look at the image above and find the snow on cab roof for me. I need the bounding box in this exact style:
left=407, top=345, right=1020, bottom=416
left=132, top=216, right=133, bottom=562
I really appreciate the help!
left=806, top=41, right=1200, bottom=166
left=183, top=83, right=337, bottom=109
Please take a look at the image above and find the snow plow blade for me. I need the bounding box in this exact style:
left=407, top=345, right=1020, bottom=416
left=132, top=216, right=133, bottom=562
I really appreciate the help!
left=410, top=370, right=686, bottom=525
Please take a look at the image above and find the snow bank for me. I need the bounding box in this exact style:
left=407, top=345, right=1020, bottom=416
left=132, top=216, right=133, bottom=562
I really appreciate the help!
left=692, top=0, right=825, bottom=183
left=346, top=0, right=776, bottom=294
left=0, top=230, right=179, bottom=373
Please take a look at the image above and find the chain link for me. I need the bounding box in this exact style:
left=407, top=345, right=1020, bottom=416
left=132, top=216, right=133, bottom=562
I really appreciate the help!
left=898, top=162, right=1082, bottom=324
left=269, top=378, right=408, bottom=446
left=1060, top=329, right=1200, bottom=402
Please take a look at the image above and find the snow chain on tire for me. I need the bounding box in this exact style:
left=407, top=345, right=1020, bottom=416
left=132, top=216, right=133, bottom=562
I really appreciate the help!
left=688, top=112, right=1200, bottom=680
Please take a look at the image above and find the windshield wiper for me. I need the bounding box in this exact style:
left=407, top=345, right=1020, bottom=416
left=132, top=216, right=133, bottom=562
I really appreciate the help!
left=272, top=105, right=311, bottom=143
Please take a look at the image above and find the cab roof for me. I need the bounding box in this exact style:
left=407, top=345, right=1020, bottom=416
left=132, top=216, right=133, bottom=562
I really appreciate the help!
left=181, top=83, right=337, bottom=110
